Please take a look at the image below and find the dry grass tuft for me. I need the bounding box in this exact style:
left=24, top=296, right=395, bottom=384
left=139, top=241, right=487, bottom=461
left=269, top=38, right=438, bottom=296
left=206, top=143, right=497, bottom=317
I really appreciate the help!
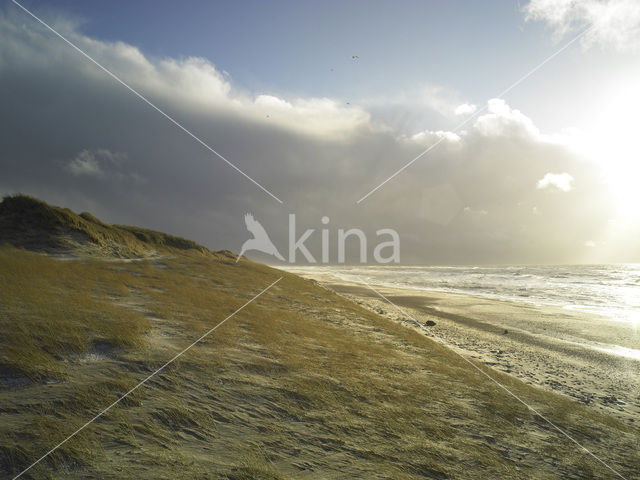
left=1, top=245, right=638, bottom=479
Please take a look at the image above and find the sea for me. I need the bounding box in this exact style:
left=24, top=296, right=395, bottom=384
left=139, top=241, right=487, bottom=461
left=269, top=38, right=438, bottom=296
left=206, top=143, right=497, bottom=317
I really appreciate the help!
left=285, top=264, right=640, bottom=326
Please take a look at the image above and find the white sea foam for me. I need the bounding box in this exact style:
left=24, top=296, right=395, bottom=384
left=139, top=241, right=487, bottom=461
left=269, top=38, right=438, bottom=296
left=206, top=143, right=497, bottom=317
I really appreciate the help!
left=285, top=264, right=640, bottom=326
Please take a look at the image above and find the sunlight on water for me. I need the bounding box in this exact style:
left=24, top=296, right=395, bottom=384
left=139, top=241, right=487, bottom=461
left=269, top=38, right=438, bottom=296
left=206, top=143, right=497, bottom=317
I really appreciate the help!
left=287, top=264, right=640, bottom=328
left=593, top=344, right=640, bottom=361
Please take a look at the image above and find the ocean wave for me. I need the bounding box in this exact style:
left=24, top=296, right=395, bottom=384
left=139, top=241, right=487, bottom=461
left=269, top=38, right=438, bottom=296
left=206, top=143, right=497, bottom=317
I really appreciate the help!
left=292, top=264, right=640, bottom=324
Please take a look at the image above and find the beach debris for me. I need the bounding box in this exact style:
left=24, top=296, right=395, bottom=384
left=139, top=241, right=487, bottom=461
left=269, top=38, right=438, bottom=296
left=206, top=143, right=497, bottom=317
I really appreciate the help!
left=376, top=308, right=385, bottom=315
left=424, top=320, right=436, bottom=327
left=502, top=329, right=509, bottom=335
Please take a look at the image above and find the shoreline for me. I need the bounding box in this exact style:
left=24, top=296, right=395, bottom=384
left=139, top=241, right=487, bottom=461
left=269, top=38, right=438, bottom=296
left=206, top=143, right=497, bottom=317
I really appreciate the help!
left=293, top=270, right=640, bottom=424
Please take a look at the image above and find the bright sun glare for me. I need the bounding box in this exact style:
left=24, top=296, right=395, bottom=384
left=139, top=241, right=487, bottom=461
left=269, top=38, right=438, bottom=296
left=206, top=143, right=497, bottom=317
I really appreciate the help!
left=588, top=80, right=640, bottom=223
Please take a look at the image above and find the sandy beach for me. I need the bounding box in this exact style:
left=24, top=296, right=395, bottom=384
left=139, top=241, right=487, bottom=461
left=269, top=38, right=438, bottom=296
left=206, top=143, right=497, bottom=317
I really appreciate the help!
left=291, top=270, right=640, bottom=425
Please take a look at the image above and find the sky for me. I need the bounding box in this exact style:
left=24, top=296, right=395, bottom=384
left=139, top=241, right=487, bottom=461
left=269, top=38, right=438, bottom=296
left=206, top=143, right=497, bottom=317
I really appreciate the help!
left=1, top=0, right=639, bottom=264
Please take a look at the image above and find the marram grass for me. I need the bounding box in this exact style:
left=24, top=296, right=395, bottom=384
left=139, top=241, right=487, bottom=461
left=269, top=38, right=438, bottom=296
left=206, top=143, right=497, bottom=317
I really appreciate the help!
left=1, top=245, right=638, bottom=479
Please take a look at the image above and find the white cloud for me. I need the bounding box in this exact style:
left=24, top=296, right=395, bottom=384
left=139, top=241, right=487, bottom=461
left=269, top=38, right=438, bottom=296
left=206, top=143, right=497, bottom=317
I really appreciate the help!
left=1, top=13, right=626, bottom=263
left=474, top=98, right=540, bottom=139
left=373, top=84, right=469, bottom=121
left=525, top=0, right=640, bottom=51
left=66, top=149, right=129, bottom=179
left=454, top=103, right=477, bottom=116
left=106, top=47, right=370, bottom=139
left=0, top=14, right=369, bottom=140
left=536, top=172, right=574, bottom=192
left=253, top=94, right=370, bottom=138
left=415, top=85, right=462, bottom=117
left=409, top=129, right=461, bottom=145
left=66, top=150, right=103, bottom=177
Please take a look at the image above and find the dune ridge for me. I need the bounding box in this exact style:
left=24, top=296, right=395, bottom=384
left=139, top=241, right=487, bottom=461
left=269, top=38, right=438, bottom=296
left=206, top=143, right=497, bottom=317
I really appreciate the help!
left=0, top=197, right=638, bottom=479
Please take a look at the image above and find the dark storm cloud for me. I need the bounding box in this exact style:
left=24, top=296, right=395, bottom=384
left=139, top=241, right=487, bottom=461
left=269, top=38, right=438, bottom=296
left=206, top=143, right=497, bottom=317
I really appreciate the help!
left=1, top=9, right=633, bottom=264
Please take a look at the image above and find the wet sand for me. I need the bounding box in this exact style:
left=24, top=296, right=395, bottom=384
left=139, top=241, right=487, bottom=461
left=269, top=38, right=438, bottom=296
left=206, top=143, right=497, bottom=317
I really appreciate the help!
left=296, top=271, right=640, bottom=424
